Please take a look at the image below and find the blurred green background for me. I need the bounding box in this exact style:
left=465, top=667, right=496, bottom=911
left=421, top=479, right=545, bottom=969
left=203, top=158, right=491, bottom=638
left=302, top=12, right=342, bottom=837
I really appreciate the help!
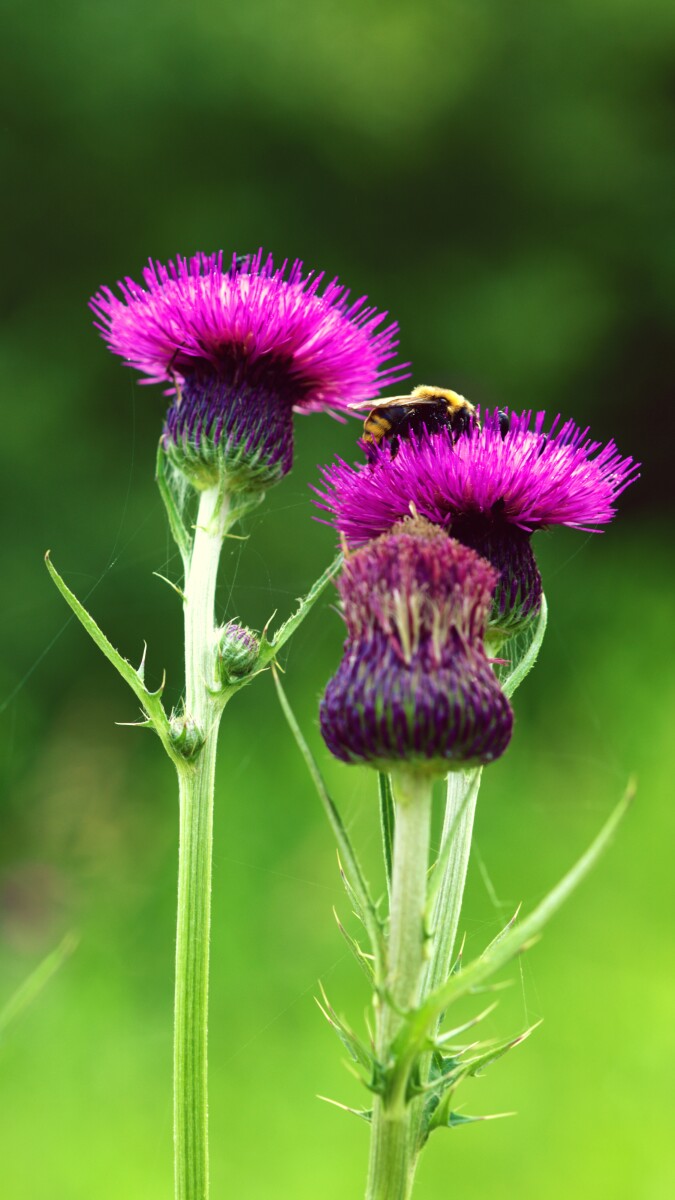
left=1, top=1, right=673, bottom=1197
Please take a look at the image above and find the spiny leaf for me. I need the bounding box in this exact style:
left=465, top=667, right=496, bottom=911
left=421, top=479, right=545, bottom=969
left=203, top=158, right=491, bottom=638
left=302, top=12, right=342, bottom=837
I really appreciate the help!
left=333, top=908, right=375, bottom=983
left=336, top=852, right=368, bottom=930
left=155, top=442, right=192, bottom=565
left=259, top=554, right=342, bottom=666
left=273, top=669, right=384, bottom=978
left=500, top=595, right=548, bottom=698
left=378, top=772, right=395, bottom=901
left=152, top=571, right=188, bottom=603
left=0, top=932, right=78, bottom=1038
left=45, top=554, right=181, bottom=767
left=481, top=904, right=523, bottom=958
left=463, top=1022, right=542, bottom=1078
left=395, top=782, right=634, bottom=1079
left=437, top=1108, right=515, bottom=1131
left=315, top=983, right=374, bottom=1072
left=434, top=1003, right=499, bottom=1048
left=426, top=770, right=482, bottom=916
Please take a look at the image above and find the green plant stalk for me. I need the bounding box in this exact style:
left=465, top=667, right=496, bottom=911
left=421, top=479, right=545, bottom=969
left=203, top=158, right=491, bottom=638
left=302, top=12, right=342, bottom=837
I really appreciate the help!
left=426, top=768, right=481, bottom=995
left=174, top=485, right=230, bottom=1200
left=366, top=772, right=433, bottom=1200
left=405, top=767, right=482, bottom=1167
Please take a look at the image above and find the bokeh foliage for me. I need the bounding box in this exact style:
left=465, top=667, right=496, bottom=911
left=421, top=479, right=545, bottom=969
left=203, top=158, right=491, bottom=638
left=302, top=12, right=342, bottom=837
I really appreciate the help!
left=1, top=1, right=673, bottom=1197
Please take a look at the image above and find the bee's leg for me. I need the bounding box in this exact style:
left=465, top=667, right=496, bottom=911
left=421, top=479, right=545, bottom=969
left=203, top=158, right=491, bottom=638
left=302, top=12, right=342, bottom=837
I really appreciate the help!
left=389, top=435, right=400, bottom=458
left=453, top=409, right=473, bottom=440
left=538, top=434, right=548, bottom=457
left=364, top=437, right=380, bottom=465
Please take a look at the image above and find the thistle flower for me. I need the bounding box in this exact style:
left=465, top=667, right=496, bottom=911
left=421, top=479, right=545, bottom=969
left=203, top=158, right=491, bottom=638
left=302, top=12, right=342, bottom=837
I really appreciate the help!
left=320, top=517, right=513, bottom=773
left=316, top=411, right=638, bottom=637
left=91, top=250, right=407, bottom=491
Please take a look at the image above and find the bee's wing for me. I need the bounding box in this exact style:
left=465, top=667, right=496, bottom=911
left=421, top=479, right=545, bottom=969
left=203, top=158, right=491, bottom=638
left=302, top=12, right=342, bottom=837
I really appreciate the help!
left=348, top=394, right=435, bottom=411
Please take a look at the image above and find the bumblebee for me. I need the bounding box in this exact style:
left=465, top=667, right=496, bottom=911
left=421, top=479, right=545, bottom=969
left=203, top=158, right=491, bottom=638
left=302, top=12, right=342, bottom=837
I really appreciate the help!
left=352, top=385, right=511, bottom=458
left=351, top=385, right=478, bottom=457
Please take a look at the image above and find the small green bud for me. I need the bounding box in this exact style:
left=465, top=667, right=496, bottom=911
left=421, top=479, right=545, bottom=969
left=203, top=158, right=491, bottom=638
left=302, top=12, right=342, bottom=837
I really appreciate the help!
left=169, top=712, right=205, bottom=761
left=215, top=621, right=260, bottom=685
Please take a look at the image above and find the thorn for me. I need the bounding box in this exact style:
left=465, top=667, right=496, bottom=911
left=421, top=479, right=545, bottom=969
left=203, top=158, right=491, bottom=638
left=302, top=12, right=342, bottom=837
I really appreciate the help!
left=137, top=642, right=148, bottom=682
left=152, top=572, right=187, bottom=603
left=482, top=903, right=523, bottom=957
left=451, top=1109, right=517, bottom=1125
left=435, top=1002, right=499, bottom=1045
left=144, top=668, right=168, bottom=699
left=262, top=610, right=278, bottom=640
left=316, top=1095, right=371, bottom=1122
left=470, top=979, right=514, bottom=995
left=450, top=931, right=467, bottom=975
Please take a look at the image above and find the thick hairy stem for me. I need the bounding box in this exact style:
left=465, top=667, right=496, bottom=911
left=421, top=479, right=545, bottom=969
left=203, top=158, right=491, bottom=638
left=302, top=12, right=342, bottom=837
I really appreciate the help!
left=365, top=772, right=433, bottom=1200
left=174, top=486, right=228, bottom=1200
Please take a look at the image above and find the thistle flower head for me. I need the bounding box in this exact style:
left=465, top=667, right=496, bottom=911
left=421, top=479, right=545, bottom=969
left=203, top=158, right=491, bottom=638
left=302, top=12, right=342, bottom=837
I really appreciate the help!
left=316, top=411, right=638, bottom=636
left=320, top=517, right=513, bottom=773
left=90, top=249, right=408, bottom=491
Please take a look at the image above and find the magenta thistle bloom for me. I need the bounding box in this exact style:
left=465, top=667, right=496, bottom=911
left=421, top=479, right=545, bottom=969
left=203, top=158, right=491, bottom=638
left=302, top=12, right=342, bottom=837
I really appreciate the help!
left=90, top=249, right=408, bottom=491
left=316, top=410, right=639, bottom=636
left=320, top=518, right=513, bottom=772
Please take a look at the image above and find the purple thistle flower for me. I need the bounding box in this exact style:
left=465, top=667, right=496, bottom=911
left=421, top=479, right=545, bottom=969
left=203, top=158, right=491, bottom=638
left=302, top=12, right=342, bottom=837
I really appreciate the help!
left=90, top=249, right=408, bottom=491
left=316, top=410, right=639, bottom=636
left=320, top=518, right=513, bottom=772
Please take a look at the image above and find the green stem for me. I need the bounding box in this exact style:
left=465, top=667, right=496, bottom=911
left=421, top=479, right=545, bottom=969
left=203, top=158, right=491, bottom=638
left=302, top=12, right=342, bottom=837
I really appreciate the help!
left=406, top=768, right=482, bottom=1164
left=425, top=768, right=481, bottom=996
left=366, top=772, right=433, bottom=1200
left=174, top=486, right=229, bottom=1200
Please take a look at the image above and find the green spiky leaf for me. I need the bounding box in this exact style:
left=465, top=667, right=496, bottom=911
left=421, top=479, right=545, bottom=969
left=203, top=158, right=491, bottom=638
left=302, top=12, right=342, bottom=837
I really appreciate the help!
left=0, top=933, right=78, bottom=1040
left=315, top=982, right=375, bottom=1073
left=155, top=442, right=192, bottom=565
left=391, top=782, right=634, bottom=1103
left=272, top=669, right=385, bottom=977
left=259, top=554, right=343, bottom=667
left=499, top=594, right=548, bottom=698
left=378, top=772, right=395, bottom=900
left=45, top=553, right=182, bottom=767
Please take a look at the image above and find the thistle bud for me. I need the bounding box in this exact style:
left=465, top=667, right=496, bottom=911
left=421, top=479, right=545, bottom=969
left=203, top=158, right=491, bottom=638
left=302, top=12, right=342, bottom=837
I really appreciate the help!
left=169, top=712, right=205, bottom=761
left=216, top=621, right=260, bottom=684
left=319, top=518, right=513, bottom=774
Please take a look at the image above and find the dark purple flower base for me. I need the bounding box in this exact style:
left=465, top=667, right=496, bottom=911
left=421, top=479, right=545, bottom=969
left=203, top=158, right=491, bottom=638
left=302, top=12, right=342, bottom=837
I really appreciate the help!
left=320, top=628, right=513, bottom=771
left=163, top=357, right=298, bottom=490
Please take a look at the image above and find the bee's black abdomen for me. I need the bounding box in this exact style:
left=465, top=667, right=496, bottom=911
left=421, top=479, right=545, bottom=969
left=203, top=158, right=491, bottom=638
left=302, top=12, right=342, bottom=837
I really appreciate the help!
left=497, top=410, right=510, bottom=439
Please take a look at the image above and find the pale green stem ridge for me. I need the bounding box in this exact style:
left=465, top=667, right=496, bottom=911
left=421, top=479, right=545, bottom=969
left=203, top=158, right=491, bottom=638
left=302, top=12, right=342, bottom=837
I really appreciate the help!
left=174, top=486, right=229, bottom=1200
left=366, top=772, right=433, bottom=1200
left=406, top=767, right=482, bottom=1169
left=424, top=768, right=481, bottom=998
